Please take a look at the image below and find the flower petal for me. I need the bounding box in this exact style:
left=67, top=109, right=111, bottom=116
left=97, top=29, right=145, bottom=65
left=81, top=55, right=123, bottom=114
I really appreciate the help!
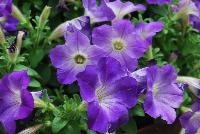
left=77, top=65, right=99, bottom=102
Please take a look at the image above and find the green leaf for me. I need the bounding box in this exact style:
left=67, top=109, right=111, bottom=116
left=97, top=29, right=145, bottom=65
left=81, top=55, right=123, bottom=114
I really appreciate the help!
left=67, top=125, right=80, bottom=134
left=14, top=64, right=41, bottom=78
left=29, top=79, right=41, bottom=88
left=121, top=119, right=137, bottom=134
left=29, top=49, right=45, bottom=68
left=52, top=117, right=68, bottom=133
left=130, top=104, right=145, bottom=117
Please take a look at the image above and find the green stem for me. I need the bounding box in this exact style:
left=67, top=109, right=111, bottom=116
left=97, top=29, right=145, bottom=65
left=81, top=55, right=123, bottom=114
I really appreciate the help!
left=146, top=46, right=154, bottom=60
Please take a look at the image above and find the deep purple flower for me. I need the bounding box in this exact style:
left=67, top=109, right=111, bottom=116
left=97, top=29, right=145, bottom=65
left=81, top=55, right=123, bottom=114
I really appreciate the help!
left=82, top=0, right=115, bottom=23
left=92, top=19, right=148, bottom=72
left=180, top=102, right=200, bottom=134
left=64, top=16, right=91, bottom=40
left=0, top=71, right=34, bottom=134
left=77, top=57, right=138, bottom=133
left=146, top=0, right=171, bottom=5
left=144, top=64, right=183, bottom=124
left=105, top=0, right=146, bottom=19
left=50, top=30, right=104, bottom=84
left=0, top=0, right=18, bottom=31
left=189, top=0, right=200, bottom=31
left=134, top=22, right=164, bottom=46
left=0, top=0, right=12, bottom=14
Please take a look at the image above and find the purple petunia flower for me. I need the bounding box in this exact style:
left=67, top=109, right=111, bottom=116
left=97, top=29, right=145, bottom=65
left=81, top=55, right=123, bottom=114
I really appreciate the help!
left=0, top=0, right=18, bottom=31
left=173, top=0, right=200, bottom=31
left=180, top=101, right=200, bottom=134
left=82, top=0, right=115, bottom=23
left=64, top=16, right=91, bottom=40
left=77, top=57, right=138, bottom=133
left=131, top=67, right=148, bottom=95
left=134, top=22, right=164, bottom=46
left=144, top=64, right=183, bottom=124
left=190, top=0, right=200, bottom=31
left=0, top=71, right=34, bottom=134
left=146, top=0, right=171, bottom=5
left=105, top=0, right=146, bottom=19
left=92, top=19, right=148, bottom=72
left=50, top=30, right=104, bottom=84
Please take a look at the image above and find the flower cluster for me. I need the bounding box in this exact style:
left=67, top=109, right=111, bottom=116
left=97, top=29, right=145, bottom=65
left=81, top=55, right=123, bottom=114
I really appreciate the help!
left=0, top=0, right=18, bottom=32
left=1, top=0, right=200, bottom=133
left=49, top=0, right=186, bottom=133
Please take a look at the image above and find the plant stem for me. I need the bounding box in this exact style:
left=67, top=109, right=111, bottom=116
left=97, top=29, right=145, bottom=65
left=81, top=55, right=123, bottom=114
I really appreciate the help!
left=147, top=45, right=154, bottom=60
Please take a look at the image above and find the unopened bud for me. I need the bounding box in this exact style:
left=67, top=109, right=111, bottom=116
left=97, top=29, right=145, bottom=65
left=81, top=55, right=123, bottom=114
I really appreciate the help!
left=39, top=6, right=51, bottom=30
left=18, top=124, right=43, bottom=134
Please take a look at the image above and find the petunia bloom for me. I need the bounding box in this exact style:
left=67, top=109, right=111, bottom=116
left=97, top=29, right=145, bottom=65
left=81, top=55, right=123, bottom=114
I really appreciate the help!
left=49, top=16, right=90, bottom=41
left=105, top=0, right=146, bottom=19
left=63, top=16, right=91, bottom=40
left=77, top=57, right=138, bottom=133
left=133, top=22, right=164, bottom=46
left=180, top=101, right=200, bottom=134
left=50, top=30, right=104, bottom=84
left=0, top=71, right=34, bottom=134
left=146, top=0, right=171, bottom=5
left=190, top=0, right=200, bottom=31
left=173, top=0, right=200, bottom=28
left=92, top=19, right=148, bottom=72
left=0, top=0, right=18, bottom=31
left=144, top=64, right=183, bottom=124
left=82, top=0, right=115, bottom=23
left=131, top=67, right=148, bottom=95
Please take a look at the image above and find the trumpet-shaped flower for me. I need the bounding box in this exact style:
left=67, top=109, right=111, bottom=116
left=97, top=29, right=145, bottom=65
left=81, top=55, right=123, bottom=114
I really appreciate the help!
left=0, top=0, right=18, bottom=31
left=82, top=0, right=115, bottom=23
left=77, top=57, right=138, bottom=133
left=144, top=64, right=183, bottom=124
left=92, top=19, right=148, bottom=72
left=50, top=30, right=104, bottom=84
left=134, top=22, right=164, bottom=46
left=105, top=0, right=146, bottom=19
left=180, top=102, right=200, bottom=134
left=0, top=71, right=34, bottom=134
left=92, top=20, right=163, bottom=72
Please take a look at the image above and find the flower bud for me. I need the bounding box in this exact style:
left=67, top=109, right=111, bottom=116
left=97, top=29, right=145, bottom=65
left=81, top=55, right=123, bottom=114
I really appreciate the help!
left=18, top=124, right=43, bottom=134
left=8, top=31, right=25, bottom=63
left=39, top=6, right=51, bottom=30
left=12, top=5, right=33, bottom=30
left=0, top=27, right=5, bottom=44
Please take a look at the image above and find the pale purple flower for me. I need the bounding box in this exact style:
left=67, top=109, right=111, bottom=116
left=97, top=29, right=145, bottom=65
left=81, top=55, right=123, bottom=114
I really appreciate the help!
left=50, top=30, right=104, bottom=84
left=77, top=57, right=138, bottom=133
left=82, top=0, right=115, bottom=23
left=131, top=67, right=148, bottom=95
left=0, top=0, right=18, bottom=31
left=173, top=0, right=200, bottom=21
left=144, top=64, right=183, bottom=124
left=64, top=16, right=91, bottom=40
left=180, top=101, right=200, bottom=134
left=0, top=71, right=34, bottom=134
left=177, top=76, right=200, bottom=99
left=146, top=0, right=171, bottom=5
left=105, top=0, right=146, bottom=19
left=134, top=22, right=164, bottom=46
left=92, top=19, right=148, bottom=72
